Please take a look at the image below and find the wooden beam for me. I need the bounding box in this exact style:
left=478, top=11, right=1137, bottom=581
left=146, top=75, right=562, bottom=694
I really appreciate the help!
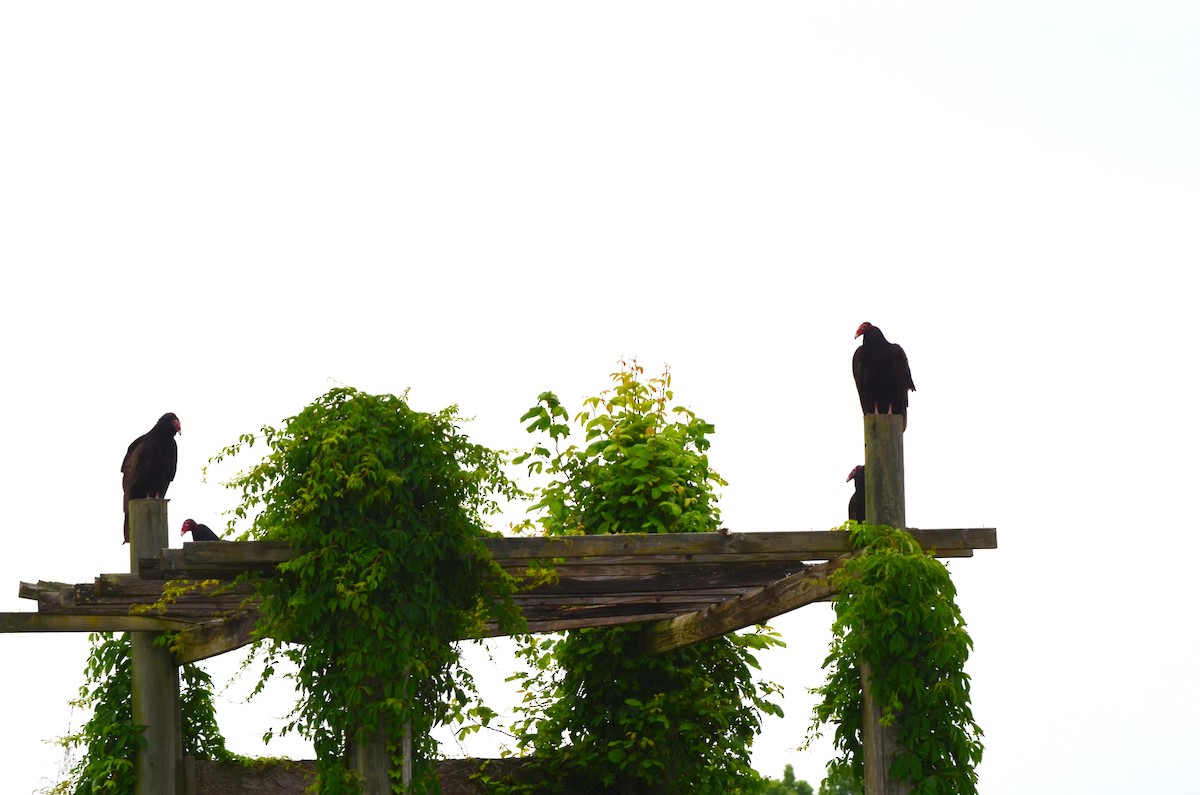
left=10, top=529, right=996, bottom=649
left=171, top=611, right=260, bottom=665
left=487, top=611, right=682, bottom=637
left=0, top=613, right=192, bottom=633
left=639, top=558, right=845, bottom=655
left=138, top=529, right=997, bottom=579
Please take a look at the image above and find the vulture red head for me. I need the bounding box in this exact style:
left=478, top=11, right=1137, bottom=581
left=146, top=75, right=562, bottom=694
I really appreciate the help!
left=846, top=465, right=864, bottom=483
left=854, top=322, right=874, bottom=339
left=181, top=519, right=221, bottom=541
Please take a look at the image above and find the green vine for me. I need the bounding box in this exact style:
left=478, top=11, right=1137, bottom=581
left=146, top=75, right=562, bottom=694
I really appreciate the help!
left=500, top=362, right=785, bottom=794
left=807, top=524, right=984, bottom=795
left=41, top=632, right=231, bottom=795
left=213, top=386, right=526, bottom=793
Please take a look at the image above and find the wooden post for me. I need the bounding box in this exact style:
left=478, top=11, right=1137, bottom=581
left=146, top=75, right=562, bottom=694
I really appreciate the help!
left=129, top=499, right=180, bottom=795
left=402, top=718, right=413, bottom=792
left=349, top=725, right=391, bottom=794
left=349, top=675, right=395, bottom=794
left=861, top=415, right=910, bottom=795
left=863, top=414, right=904, bottom=530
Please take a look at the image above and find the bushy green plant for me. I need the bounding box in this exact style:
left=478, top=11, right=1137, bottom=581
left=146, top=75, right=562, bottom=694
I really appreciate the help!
left=505, top=362, right=784, bottom=794
left=42, top=632, right=231, bottom=795
left=214, top=386, right=525, bottom=793
left=747, top=763, right=815, bottom=795
left=808, top=524, right=983, bottom=795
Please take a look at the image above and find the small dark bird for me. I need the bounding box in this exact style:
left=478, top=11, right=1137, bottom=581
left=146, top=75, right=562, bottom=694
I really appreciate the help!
left=181, top=519, right=221, bottom=542
left=852, top=322, right=915, bottom=430
left=121, top=413, right=181, bottom=543
left=847, top=465, right=865, bottom=523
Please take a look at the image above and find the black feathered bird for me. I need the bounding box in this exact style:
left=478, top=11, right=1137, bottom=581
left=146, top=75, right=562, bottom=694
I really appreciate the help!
left=852, top=322, right=915, bottom=430
left=847, top=465, right=865, bottom=523
left=181, top=519, right=220, bottom=542
left=121, top=413, right=180, bottom=543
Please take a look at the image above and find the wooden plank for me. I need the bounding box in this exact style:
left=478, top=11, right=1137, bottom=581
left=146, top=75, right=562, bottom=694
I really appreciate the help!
left=488, top=611, right=682, bottom=636
left=639, top=558, right=844, bottom=655
left=18, top=580, right=73, bottom=599
left=14, top=527, right=996, bottom=649
left=0, top=613, right=193, bottom=633
left=513, top=590, right=754, bottom=606
left=172, top=612, right=260, bottom=665
left=137, top=529, right=996, bottom=579
left=521, top=573, right=785, bottom=595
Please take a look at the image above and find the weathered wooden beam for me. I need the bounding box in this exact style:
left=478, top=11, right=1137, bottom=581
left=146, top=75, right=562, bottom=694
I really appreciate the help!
left=138, top=530, right=996, bottom=580
left=0, top=613, right=193, bottom=633
left=12, top=528, right=995, bottom=651
left=485, top=611, right=682, bottom=637
left=513, top=590, right=756, bottom=606
left=171, top=611, right=260, bottom=665
left=862, top=414, right=910, bottom=795
left=639, top=558, right=845, bottom=655
left=128, top=499, right=180, bottom=795
left=487, top=529, right=991, bottom=560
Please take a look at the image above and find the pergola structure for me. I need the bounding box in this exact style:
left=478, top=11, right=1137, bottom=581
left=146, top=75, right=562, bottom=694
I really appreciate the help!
left=0, top=415, right=997, bottom=794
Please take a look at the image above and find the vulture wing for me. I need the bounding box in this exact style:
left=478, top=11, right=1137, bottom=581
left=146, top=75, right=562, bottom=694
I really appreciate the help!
left=853, top=323, right=915, bottom=430
left=852, top=346, right=870, bottom=416
left=847, top=465, right=865, bottom=523
left=121, top=413, right=181, bottom=543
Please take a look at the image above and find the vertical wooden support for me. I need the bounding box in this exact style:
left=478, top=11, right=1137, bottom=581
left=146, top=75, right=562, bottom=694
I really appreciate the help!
left=349, top=725, right=391, bottom=794
left=402, top=718, right=413, bottom=792
left=349, top=675, right=395, bottom=794
left=129, top=499, right=180, bottom=795
left=863, top=414, right=904, bottom=530
left=861, top=415, right=911, bottom=795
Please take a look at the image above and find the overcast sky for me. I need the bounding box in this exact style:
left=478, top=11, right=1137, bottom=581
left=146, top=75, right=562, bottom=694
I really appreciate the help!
left=2, top=2, right=1198, bottom=792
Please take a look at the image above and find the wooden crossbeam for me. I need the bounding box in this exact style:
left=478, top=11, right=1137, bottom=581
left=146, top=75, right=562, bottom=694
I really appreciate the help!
left=6, top=528, right=998, bottom=668
left=141, top=528, right=995, bottom=579
left=639, top=557, right=846, bottom=654
left=0, top=613, right=193, bottom=633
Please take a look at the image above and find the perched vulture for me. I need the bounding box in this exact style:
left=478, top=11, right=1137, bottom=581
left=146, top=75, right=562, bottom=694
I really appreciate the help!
left=847, top=465, right=865, bottom=523
left=181, top=519, right=221, bottom=542
left=852, top=322, right=915, bottom=430
left=121, top=413, right=181, bottom=543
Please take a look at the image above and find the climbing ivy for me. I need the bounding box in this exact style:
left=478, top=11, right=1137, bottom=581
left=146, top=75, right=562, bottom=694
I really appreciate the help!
left=807, top=524, right=984, bottom=795
left=41, top=632, right=231, bottom=795
left=213, top=386, right=525, bottom=793
left=503, top=362, right=784, bottom=794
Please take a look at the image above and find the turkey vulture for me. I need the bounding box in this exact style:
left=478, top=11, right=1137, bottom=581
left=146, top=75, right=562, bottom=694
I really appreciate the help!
left=847, top=465, right=865, bottom=523
left=121, top=413, right=180, bottom=543
left=181, top=519, right=221, bottom=542
left=852, top=322, right=915, bottom=430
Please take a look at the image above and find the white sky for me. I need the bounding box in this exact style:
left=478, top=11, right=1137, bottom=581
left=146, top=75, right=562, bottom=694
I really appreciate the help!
left=2, top=2, right=1198, bottom=792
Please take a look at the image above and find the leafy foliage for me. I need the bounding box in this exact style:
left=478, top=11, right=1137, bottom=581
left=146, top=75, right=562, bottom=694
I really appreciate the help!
left=808, top=524, right=984, bottom=795
left=515, top=362, right=723, bottom=537
left=41, top=632, right=231, bottom=795
left=214, top=386, right=525, bottom=793
left=747, top=764, right=815, bottom=795
left=504, top=362, right=785, bottom=794
left=817, top=763, right=862, bottom=795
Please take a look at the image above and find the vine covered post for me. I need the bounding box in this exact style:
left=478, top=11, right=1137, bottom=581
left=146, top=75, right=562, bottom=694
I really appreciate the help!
left=862, top=414, right=910, bottom=795
left=128, top=498, right=181, bottom=795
